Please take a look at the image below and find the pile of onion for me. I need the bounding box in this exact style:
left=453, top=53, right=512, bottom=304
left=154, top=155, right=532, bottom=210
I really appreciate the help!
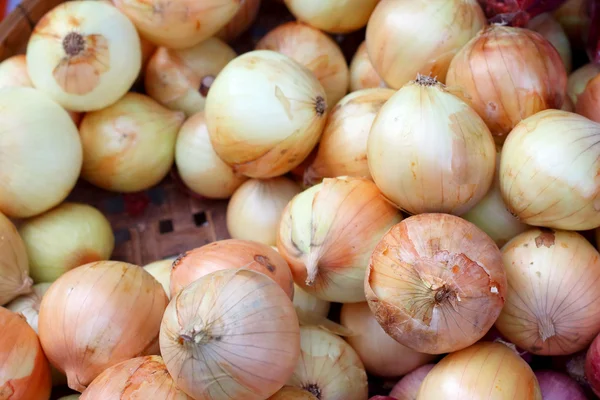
left=349, top=42, right=386, bottom=92
left=567, top=63, right=600, bottom=105
left=0, top=212, right=32, bottom=305
left=366, top=213, right=507, bottom=354
left=284, top=0, right=379, bottom=33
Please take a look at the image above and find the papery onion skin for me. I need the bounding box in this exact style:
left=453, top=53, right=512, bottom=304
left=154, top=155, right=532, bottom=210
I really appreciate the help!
left=160, top=269, right=300, bottom=400
left=80, top=356, right=193, bottom=400
left=283, top=0, right=379, bottom=34
left=145, top=38, right=236, bottom=117
left=27, top=1, right=141, bottom=112
left=389, top=364, right=435, bottom=400
left=175, top=111, right=247, bottom=199
left=18, top=203, right=114, bottom=283
left=367, top=77, right=496, bottom=216
left=416, top=342, right=541, bottom=399
left=568, top=63, right=600, bottom=105
left=366, top=213, right=507, bottom=355
left=216, top=0, right=262, bottom=43
left=527, top=13, right=572, bottom=73
left=38, top=261, right=169, bottom=392
left=0, top=55, right=33, bottom=88
left=79, top=92, right=184, bottom=193
left=495, top=229, right=600, bottom=355
left=0, top=307, right=52, bottom=399
left=0, top=212, right=32, bottom=305
left=227, top=177, right=301, bottom=246
left=304, top=88, right=395, bottom=185
left=349, top=41, right=387, bottom=92
left=256, top=21, right=350, bottom=108
left=340, top=302, right=435, bottom=377
left=143, top=258, right=175, bottom=299
left=113, top=0, right=240, bottom=49
left=206, top=50, right=328, bottom=178
left=0, top=87, right=82, bottom=219
left=366, top=0, right=486, bottom=90
left=446, top=25, right=567, bottom=143
left=6, top=283, right=51, bottom=333
left=535, top=370, right=587, bottom=400
left=268, top=386, right=318, bottom=400
left=170, top=239, right=294, bottom=298
left=575, top=73, right=600, bottom=123
left=277, top=176, right=403, bottom=303
left=499, top=110, right=600, bottom=230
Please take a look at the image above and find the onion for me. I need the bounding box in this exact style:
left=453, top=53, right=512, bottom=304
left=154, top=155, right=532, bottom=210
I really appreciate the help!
left=0, top=307, right=52, bottom=399
left=205, top=50, right=328, bottom=178
left=18, top=203, right=114, bottom=283
left=58, top=396, right=80, bottom=400
left=0, top=55, right=32, bottom=88
left=446, top=25, right=567, bottom=143
left=170, top=239, right=294, bottom=298
left=349, top=41, right=387, bottom=92
left=366, top=0, right=486, bottom=90
left=389, top=364, right=435, bottom=400
left=417, top=342, right=541, bottom=399
left=0, top=212, right=32, bottom=305
left=0, top=87, right=82, bottom=218
left=79, top=92, right=184, bottom=193
left=216, top=0, right=262, bottom=43
left=586, top=332, right=600, bottom=396
left=526, top=13, right=572, bottom=73
left=576, top=73, right=600, bottom=123
left=283, top=0, right=378, bottom=34
left=80, top=356, right=193, bottom=399
left=145, top=38, right=237, bottom=117
left=366, top=213, right=507, bottom=355
left=6, top=283, right=51, bottom=333
left=293, top=283, right=330, bottom=320
left=535, top=370, right=587, bottom=400
left=113, top=0, right=240, bottom=49
left=287, top=326, right=368, bottom=400
left=340, top=302, right=435, bottom=377
left=175, top=111, right=247, bottom=199
left=567, top=63, right=600, bottom=105
left=499, top=110, right=600, bottom=230
left=143, top=258, right=175, bottom=299
left=277, top=176, right=402, bottom=303
left=160, top=268, right=300, bottom=400
left=304, top=88, right=395, bottom=185
left=26, top=1, right=141, bottom=112
left=367, top=76, right=496, bottom=216
left=38, top=261, right=169, bottom=391
left=227, top=177, right=301, bottom=245
left=553, top=0, right=588, bottom=49
left=256, top=21, right=350, bottom=108
left=495, top=229, right=600, bottom=355
left=268, top=386, right=318, bottom=399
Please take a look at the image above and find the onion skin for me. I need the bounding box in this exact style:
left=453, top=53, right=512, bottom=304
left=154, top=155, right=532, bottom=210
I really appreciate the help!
left=293, top=283, right=330, bottom=319
left=349, top=41, right=386, bottom=92
left=526, top=13, right=572, bottom=73
left=170, top=239, right=294, bottom=298
left=340, top=302, right=435, bottom=378
left=38, top=261, right=169, bottom=392
left=576, top=73, right=600, bottom=123
left=499, top=110, right=600, bottom=230
left=6, top=283, right=51, bottom=333
left=268, top=386, right=318, bottom=400
left=553, top=0, right=588, bottom=50
left=417, top=342, right=541, bottom=399
left=535, top=370, right=587, bottom=400
left=216, top=0, right=262, bottom=43
left=304, top=88, right=395, bottom=185
left=366, top=0, right=486, bottom=90
left=389, top=364, right=435, bottom=400
left=495, top=229, right=600, bottom=355
left=160, top=269, right=300, bottom=400
left=283, top=0, right=379, bottom=34
left=143, top=258, right=175, bottom=299
left=586, top=333, right=600, bottom=396
left=568, top=63, right=600, bottom=105
left=446, top=25, right=567, bottom=143
left=256, top=21, right=350, bottom=108
left=366, top=214, right=507, bottom=355
left=0, top=55, right=33, bottom=88
left=0, top=212, right=32, bottom=305
left=0, top=307, right=52, bottom=400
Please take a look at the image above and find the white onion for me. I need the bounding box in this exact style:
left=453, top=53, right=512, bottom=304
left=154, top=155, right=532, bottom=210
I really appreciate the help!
left=349, top=42, right=386, bottom=92
left=6, top=283, right=51, bottom=333
left=143, top=258, right=175, bottom=299
left=283, top=0, right=379, bottom=33
left=0, top=55, right=33, bottom=88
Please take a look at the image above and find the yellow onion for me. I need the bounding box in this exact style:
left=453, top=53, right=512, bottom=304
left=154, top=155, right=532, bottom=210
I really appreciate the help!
left=293, top=283, right=330, bottom=320
left=568, top=63, right=600, bottom=105
left=0, top=212, right=32, bottom=305
left=38, top=261, right=169, bottom=392
left=26, top=1, right=141, bottom=112
left=277, top=176, right=402, bottom=303
left=6, top=283, right=51, bottom=333
left=268, top=386, right=318, bottom=400
left=417, top=342, right=541, bottom=399
left=287, top=326, right=368, bottom=400
left=145, top=38, right=236, bottom=117
left=0, top=87, right=82, bottom=218
left=553, top=0, right=588, bottom=49
left=499, top=110, right=600, bottom=230
left=366, top=213, right=507, bottom=355
left=227, top=177, right=301, bottom=245
left=527, top=13, right=572, bottom=73
left=366, top=0, right=486, bottom=90
left=349, top=41, right=386, bottom=92
left=368, top=76, right=496, bottom=215
left=340, top=302, right=435, bottom=377
left=495, top=229, right=600, bottom=355
left=0, top=55, right=32, bottom=88
left=18, top=203, right=114, bottom=283
left=304, top=88, right=394, bottom=184
left=284, top=0, right=378, bottom=34
left=576, top=73, right=600, bottom=123
left=175, top=111, right=247, bottom=199
left=160, top=268, right=300, bottom=400
left=80, top=356, right=192, bottom=399
left=446, top=25, right=568, bottom=143
left=206, top=50, right=328, bottom=178
left=256, top=21, right=349, bottom=108
left=170, top=239, right=294, bottom=298
left=113, top=0, right=240, bottom=49
left=0, top=307, right=52, bottom=399
left=216, top=0, right=262, bottom=43
left=143, top=257, right=175, bottom=299
left=79, top=92, right=184, bottom=193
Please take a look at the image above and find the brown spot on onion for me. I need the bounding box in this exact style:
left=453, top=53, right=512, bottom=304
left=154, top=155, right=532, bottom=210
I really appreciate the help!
left=199, top=75, right=214, bottom=97
left=254, top=254, right=276, bottom=273
left=535, top=230, right=556, bottom=248
left=315, top=96, right=326, bottom=116
left=303, top=383, right=321, bottom=399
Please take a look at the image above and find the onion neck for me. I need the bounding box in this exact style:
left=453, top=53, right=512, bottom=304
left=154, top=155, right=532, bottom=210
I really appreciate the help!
left=179, top=327, right=218, bottom=346
left=305, top=253, right=320, bottom=286
left=66, top=370, right=86, bottom=393
left=538, top=314, right=556, bottom=341
left=303, top=383, right=322, bottom=399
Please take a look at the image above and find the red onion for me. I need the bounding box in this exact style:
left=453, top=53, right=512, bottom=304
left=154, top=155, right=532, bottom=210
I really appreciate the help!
left=535, top=370, right=587, bottom=400
left=586, top=332, right=600, bottom=396
left=478, top=0, right=569, bottom=26
left=389, top=364, right=435, bottom=400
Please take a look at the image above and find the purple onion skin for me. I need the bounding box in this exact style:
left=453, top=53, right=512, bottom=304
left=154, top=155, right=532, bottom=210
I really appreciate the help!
left=369, top=397, right=397, bottom=400
left=535, top=370, right=587, bottom=400
left=587, top=0, right=600, bottom=62
left=477, top=0, right=569, bottom=26
left=389, top=364, right=436, bottom=400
